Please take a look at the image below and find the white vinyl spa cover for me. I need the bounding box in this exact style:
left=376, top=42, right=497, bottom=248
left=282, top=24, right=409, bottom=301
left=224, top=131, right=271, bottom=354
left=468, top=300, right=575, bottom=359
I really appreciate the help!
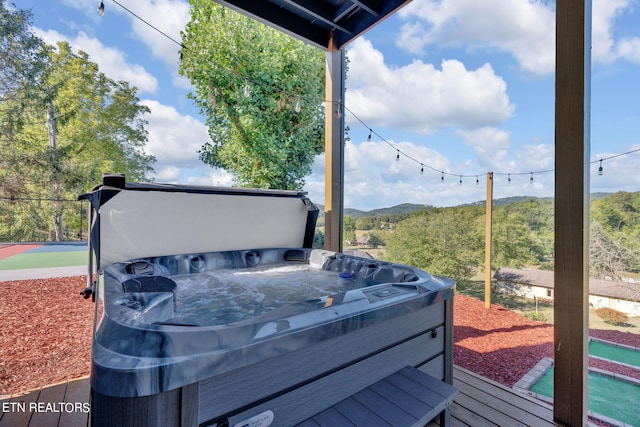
left=81, top=176, right=318, bottom=268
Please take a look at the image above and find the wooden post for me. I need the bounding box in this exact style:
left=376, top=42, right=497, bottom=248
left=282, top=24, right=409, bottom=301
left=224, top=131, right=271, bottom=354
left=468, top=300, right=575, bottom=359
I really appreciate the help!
left=554, top=1, right=591, bottom=425
left=484, top=172, right=493, bottom=309
left=323, top=35, right=345, bottom=252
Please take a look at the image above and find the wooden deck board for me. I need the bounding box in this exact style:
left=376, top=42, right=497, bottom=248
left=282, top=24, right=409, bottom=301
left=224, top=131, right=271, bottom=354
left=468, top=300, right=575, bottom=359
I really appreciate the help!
left=1, top=367, right=568, bottom=427
left=451, top=367, right=558, bottom=427
left=0, top=379, right=89, bottom=427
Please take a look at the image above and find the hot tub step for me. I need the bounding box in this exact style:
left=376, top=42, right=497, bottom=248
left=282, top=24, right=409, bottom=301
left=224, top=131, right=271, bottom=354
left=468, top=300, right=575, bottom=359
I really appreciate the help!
left=297, top=366, right=458, bottom=427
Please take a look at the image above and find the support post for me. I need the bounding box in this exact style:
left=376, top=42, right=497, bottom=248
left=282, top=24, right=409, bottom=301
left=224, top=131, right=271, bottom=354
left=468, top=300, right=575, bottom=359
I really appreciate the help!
left=323, top=36, right=345, bottom=252
left=554, top=1, right=591, bottom=425
left=484, top=172, right=493, bottom=309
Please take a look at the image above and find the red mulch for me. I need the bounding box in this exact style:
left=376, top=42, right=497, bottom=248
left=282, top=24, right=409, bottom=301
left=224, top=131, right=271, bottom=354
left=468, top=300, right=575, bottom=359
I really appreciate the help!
left=454, top=294, right=640, bottom=387
left=0, top=277, right=93, bottom=396
left=1, top=280, right=639, bottom=396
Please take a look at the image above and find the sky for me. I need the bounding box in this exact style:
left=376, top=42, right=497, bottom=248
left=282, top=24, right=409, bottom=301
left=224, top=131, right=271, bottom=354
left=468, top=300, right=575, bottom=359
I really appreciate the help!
left=14, top=0, right=640, bottom=211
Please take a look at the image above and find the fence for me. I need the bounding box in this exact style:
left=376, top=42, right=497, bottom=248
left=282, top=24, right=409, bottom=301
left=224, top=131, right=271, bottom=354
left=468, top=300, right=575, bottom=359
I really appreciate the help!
left=0, top=197, right=88, bottom=242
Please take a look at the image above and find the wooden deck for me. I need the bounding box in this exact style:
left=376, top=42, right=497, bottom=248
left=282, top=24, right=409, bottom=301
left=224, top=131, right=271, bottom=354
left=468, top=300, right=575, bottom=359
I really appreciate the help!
left=0, top=367, right=561, bottom=427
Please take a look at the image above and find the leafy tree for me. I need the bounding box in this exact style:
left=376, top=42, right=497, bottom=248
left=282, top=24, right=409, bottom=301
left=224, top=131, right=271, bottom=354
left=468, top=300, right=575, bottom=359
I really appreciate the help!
left=384, top=207, right=484, bottom=286
left=0, top=37, right=154, bottom=241
left=491, top=208, right=539, bottom=268
left=343, top=215, right=356, bottom=245
left=0, top=1, right=46, bottom=104
left=180, top=1, right=325, bottom=190
left=590, top=221, right=639, bottom=279
left=367, top=232, right=385, bottom=248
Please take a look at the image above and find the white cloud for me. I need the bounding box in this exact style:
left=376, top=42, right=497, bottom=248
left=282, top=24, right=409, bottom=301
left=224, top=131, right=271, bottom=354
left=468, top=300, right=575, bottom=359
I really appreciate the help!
left=107, top=0, right=190, bottom=70
left=60, top=0, right=189, bottom=72
left=616, top=37, right=640, bottom=64
left=140, top=100, right=213, bottom=180
left=457, top=127, right=511, bottom=170
left=346, top=38, right=514, bottom=134
left=396, top=0, right=640, bottom=75
left=34, top=28, right=158, bottom=94
left=396, top=0, right=555, bottom=75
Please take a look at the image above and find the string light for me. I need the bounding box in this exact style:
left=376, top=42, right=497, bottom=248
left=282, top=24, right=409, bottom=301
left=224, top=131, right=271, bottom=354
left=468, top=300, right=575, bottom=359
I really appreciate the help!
left=508, top=173, right=511, bottom=184
left=243, top=79, right=250, bottom=98
left=530, top=172, right=534, bottom=184
left=598, top=159, right=603, bottom=176
left=396, top=150, right=400, bottom=162
left=367, top=129, right=372, bottom=141
left=97, top=1, right=105, bottom=16
left=459, top=176, right=462, bottom=185
left=441, top=172, right=444, bottom=183
left=420, top=164, right=424, bottom=174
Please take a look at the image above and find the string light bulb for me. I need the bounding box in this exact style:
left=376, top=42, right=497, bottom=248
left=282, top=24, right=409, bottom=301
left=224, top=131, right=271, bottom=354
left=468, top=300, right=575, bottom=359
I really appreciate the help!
left=396, top=150, right=400, bottom=162
left=367, top=129, right=372, bottom=141
left=97, top=1, right=105, bottom=16
left=598, top=159, right=603, bottom=176
left=459, top=176, right=462, bottom=185
left=530, top=172, right=534, bottom=184
left=476, top=176, right=479, bottom=185
left=420, top=164, right=424, bottom=174
left=243, top=79, right=250, bottom=98
left=508, top=173, right=511, bottom=184
left=441, top=172, right=444, bottom=183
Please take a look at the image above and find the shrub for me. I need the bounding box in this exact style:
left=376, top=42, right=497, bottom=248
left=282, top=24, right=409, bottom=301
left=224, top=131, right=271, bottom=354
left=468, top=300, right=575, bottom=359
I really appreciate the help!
left=523, top=311, right=548, bottom=322
left=594, top=307, right=629, bottom=326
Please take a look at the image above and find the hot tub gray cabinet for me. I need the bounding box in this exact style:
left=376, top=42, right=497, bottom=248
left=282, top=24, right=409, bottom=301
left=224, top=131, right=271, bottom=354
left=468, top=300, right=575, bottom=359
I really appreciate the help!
left=81, top=175, right=454, bottom=427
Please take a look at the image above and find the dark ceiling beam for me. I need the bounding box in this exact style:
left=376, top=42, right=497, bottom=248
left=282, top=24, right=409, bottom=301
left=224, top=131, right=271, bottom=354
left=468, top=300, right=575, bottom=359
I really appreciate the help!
left=281, top=0, right=354, bottom=36
left=334, top=3, right=359, bottom=22
left=213, top=0, right=331, bottom=49
left=351, top=0, right=380, bottom=17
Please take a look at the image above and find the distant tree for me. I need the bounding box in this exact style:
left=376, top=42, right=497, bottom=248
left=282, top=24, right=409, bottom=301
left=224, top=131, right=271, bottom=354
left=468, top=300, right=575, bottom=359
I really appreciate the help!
left=384, top=207, right=484, bottom=285
left=356, top=216, right=376, bottom=230
left=0, top=0, right=47, bottom=199
left=313, top=230, right=325, bottom=249
left=590, top=221, right=639, bottom=279
left=343, top=215, right=356, bottom=245
left=180, top=1, right=325, bottom=190
left=491, top=208, right=538, bottom=268
left=0, top=39, right=154, bottom=241
left=367, top=232, right=385, bottom=248
left=0, top=0, right=46, bottom=104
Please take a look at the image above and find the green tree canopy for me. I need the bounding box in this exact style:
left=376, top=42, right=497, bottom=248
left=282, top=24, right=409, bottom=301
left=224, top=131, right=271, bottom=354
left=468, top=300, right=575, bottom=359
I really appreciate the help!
left=491, top=208, right=538, bottom=268
left=180, top=1, right=325, bottom=190
left=1, top=18, right=155, bottom=241
left=384, top=207, right=484, bottom=286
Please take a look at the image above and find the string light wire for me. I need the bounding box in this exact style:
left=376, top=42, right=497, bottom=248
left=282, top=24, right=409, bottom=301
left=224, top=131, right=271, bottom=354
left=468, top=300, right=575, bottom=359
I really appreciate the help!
left=95, top=1, right=640, bottom=185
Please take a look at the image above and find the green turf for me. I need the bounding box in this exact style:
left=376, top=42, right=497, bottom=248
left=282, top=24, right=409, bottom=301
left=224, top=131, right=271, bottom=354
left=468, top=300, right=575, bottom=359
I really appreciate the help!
left=589, top=340, right=640, bottom=367
left=0, top=251, right=87, bottom=270
left=530, top=367, right=640, bottom=426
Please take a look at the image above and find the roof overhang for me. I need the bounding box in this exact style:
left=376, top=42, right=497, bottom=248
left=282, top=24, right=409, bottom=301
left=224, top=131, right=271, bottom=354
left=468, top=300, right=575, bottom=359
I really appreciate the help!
left=211, top=0, right=414, bottom=50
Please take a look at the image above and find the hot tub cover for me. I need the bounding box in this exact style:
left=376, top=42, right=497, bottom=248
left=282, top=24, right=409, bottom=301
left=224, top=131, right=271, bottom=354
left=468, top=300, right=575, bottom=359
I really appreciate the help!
left=79, top=174, right=319, bottom=268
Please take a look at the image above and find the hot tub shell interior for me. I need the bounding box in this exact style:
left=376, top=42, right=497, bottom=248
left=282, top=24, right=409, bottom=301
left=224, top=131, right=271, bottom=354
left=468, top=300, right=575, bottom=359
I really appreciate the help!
left=82, top=175, right=455, bottom=427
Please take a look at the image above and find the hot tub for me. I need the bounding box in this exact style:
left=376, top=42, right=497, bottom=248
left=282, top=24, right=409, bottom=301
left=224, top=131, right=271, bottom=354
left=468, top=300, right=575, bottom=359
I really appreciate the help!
left=81, top=175, right=454, bottom=427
